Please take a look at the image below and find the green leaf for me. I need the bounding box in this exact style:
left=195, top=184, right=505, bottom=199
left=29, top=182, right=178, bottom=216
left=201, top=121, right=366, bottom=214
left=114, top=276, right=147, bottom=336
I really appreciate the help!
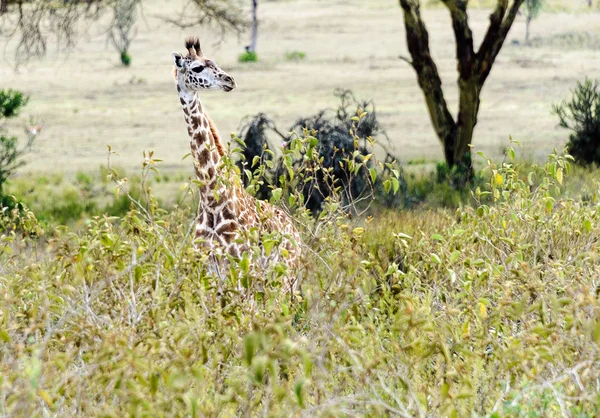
left=244, top=334, right=256, bottom=365
left=383, top=179, right=391, bottom=194
left=391, top=177, right=400, bottom=194
left=369, top=167, right=377, bottom=184
left=507, top=147, right=516, bottom=161
left=294, top=378, right=306, bottom=407
left=271, top=188, right=282, bottom=203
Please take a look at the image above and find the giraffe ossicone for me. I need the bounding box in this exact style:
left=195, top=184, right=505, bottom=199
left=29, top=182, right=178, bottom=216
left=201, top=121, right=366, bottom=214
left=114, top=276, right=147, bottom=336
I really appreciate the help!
left=172, top=36, right=301, bottom=295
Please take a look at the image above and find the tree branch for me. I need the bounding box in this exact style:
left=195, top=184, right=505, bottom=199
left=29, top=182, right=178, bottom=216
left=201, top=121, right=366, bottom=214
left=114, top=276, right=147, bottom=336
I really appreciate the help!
left=476, top=0, right=525, bottom=85
left=440, top=0, right=475, bottom=79
left=398, top=0, right=456, bottom=144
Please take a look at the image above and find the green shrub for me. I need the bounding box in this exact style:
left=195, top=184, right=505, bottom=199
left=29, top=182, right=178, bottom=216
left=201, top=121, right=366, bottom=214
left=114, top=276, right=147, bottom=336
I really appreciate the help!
left=554, top=78, right=600, bottom=165
left=2, top=131, right=600, bottom=416
left=0, top=89, right=35, bottom=198
left=285, top=50, right=306, bottom=61
left=238, top=50, right=258, bottom=63
left=0, top=89, right=28, bottom=118
left=237, top=89, right=391, bottom=216
left=120, top=50, right=132, bottom=66
left=6, top=167, right=145, bottom=226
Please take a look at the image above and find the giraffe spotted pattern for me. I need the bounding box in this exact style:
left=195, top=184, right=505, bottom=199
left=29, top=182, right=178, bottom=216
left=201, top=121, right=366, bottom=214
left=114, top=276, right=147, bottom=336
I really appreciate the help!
left=173, top=37, right=302, bottom=295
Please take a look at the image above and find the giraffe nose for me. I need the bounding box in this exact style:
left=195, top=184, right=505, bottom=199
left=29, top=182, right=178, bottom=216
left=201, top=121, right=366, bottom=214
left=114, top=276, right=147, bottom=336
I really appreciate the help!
left=221, top=75, right=236, bottom=91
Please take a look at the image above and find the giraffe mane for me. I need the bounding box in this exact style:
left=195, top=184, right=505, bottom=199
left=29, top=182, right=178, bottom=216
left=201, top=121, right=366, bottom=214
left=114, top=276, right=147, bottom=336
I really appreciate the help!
left=184, top=36, right=202, bottom=57
left=207, top=116, right=225, bottom=156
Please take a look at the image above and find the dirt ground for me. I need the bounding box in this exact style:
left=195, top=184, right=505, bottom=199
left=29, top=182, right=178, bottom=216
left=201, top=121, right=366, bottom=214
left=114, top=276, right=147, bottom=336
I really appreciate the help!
left=2, top=0, right=600, bottom=175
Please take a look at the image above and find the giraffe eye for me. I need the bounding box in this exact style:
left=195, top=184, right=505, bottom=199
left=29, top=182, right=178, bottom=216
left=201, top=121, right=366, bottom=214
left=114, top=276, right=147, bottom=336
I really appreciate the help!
left=192, top=66, right=204, bottom=73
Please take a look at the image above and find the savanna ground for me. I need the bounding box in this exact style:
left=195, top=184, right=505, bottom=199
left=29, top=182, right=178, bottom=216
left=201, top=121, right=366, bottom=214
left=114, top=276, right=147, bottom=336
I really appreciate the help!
left=1, top=0, right=600, bottom=175
left=2, top=0, right=600, bottom=416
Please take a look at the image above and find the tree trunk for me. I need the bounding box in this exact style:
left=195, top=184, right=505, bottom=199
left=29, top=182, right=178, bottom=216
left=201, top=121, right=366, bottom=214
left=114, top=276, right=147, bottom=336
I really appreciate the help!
left=249, top=0, right=258, bottom=53
left=399, top=0, right=524, bottom=186
left=0, top=0, right=7, bottom=14
left=525, top=16, right=531, bottom=44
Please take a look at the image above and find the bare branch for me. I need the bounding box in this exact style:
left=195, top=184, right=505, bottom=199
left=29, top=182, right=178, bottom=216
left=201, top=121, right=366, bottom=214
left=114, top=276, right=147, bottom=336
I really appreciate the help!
left=476, top=0, right=525, bottom=84
left=398, top=0, right=456, bottom=144
left=440, top=0, right=475, bottom=79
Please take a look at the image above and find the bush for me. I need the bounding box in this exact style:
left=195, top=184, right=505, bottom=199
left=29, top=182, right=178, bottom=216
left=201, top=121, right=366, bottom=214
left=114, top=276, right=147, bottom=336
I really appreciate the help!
left=120, top=50, right=132, bottom=66
left=239, top=50, right=258, bottom=63
left=554, top=78, right=600, bottom=165
left=0, top=89, right=37, bottom=211
left=237, top=89, right=395, bottom=216
left=1, top=143, right=600, bottom=416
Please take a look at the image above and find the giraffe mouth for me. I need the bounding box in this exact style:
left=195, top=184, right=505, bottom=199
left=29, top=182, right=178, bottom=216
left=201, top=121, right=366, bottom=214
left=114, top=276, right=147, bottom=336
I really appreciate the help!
left=223, top=85, right=234, bottom=92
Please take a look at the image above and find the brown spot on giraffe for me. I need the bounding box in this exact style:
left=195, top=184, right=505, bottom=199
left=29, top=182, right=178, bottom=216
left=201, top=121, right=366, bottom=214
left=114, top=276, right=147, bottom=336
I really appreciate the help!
left=222, top=203, right=235, bottom=220
left=191, top=116, right=200, bottom=131
left=193, top=132, right=205, bottom=145
left=216, top=221, right=236, bottom=235
left=198, top=148, right=210, bottom=165
left=222, top=231, right=237, bottom=244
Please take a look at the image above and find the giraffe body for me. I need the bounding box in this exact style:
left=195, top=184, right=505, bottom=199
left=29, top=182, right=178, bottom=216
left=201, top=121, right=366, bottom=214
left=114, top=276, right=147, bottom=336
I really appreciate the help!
left=172, top=37, right=301, bottom=294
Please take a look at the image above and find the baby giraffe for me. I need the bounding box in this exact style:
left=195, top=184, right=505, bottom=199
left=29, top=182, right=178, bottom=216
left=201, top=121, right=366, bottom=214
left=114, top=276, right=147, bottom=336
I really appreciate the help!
left=172, top=37, right=301, bottom=295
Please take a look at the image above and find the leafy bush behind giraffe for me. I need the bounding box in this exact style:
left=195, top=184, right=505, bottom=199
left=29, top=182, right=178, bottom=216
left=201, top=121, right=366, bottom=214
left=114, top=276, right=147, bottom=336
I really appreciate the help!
left=2, top=123, right=600, bottom=415
left=237, top=89, right=396, bottom=216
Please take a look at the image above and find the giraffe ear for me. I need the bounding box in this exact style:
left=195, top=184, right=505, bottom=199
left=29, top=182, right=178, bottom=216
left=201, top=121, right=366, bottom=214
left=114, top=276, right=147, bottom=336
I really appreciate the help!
left=172, top=53, right=184, bottom=69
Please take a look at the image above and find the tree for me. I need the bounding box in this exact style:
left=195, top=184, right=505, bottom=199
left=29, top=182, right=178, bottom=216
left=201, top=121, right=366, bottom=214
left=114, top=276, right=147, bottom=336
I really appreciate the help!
left=0, top=89, right=37, bottom=199
left=108, top=0, right=140, bottom=66
left=553, top=78, right=600, bottom=166
left=0, top=0, right=246, bottom=67
left=398, top=0, right=524, bottom=183
left=249, top=0, right=258, bottom=53
left=524, top=0, right=544, bottom=44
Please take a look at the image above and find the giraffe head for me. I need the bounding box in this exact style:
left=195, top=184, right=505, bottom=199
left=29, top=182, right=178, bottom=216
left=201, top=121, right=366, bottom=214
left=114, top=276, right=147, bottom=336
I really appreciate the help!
left=172, top=37, right=237, bottom=93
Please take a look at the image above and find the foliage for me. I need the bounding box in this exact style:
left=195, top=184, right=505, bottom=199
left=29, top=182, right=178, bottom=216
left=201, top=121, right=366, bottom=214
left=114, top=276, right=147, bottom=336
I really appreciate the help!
left=237, top=90, right=394, bottom=216
left=524, top=0, right=544, bottom=42
left=109, top=0, right=139, bottom=66
left=5, top=167, right=148, bottom=227
left=236, top=113, right=281, bottom=200
left=0, top=195, right=42, bottom=235
left=285, top=50, right=306, bottom=61
left=0, top=0, right=246, bottom=66
left=525, top=0, right=544, bottom=20
left=553, top=78, right=600, bottom=166
left=0, top=89, right=35, bottom=200
left=2, top=131, right=600, bottom=415
left=239, top=50, right=258, bottom=63
left=120, top=50, right=132, bottom=66
left=0, top=89, right=28, bottom=119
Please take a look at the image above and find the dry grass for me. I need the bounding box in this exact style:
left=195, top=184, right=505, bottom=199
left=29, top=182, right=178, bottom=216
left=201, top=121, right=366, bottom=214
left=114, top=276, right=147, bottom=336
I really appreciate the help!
left=0, top=0, right=599, bottom=176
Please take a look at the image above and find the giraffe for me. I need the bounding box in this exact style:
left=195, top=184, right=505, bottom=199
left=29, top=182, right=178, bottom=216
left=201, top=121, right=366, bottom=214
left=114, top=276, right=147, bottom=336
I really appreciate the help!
left=172, top=36, right=301, bottom=296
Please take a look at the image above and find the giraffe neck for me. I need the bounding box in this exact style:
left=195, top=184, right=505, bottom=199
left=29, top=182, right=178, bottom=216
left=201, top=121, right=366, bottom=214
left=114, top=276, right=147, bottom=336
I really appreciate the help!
left=177, top=87, right=226, bottom=192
